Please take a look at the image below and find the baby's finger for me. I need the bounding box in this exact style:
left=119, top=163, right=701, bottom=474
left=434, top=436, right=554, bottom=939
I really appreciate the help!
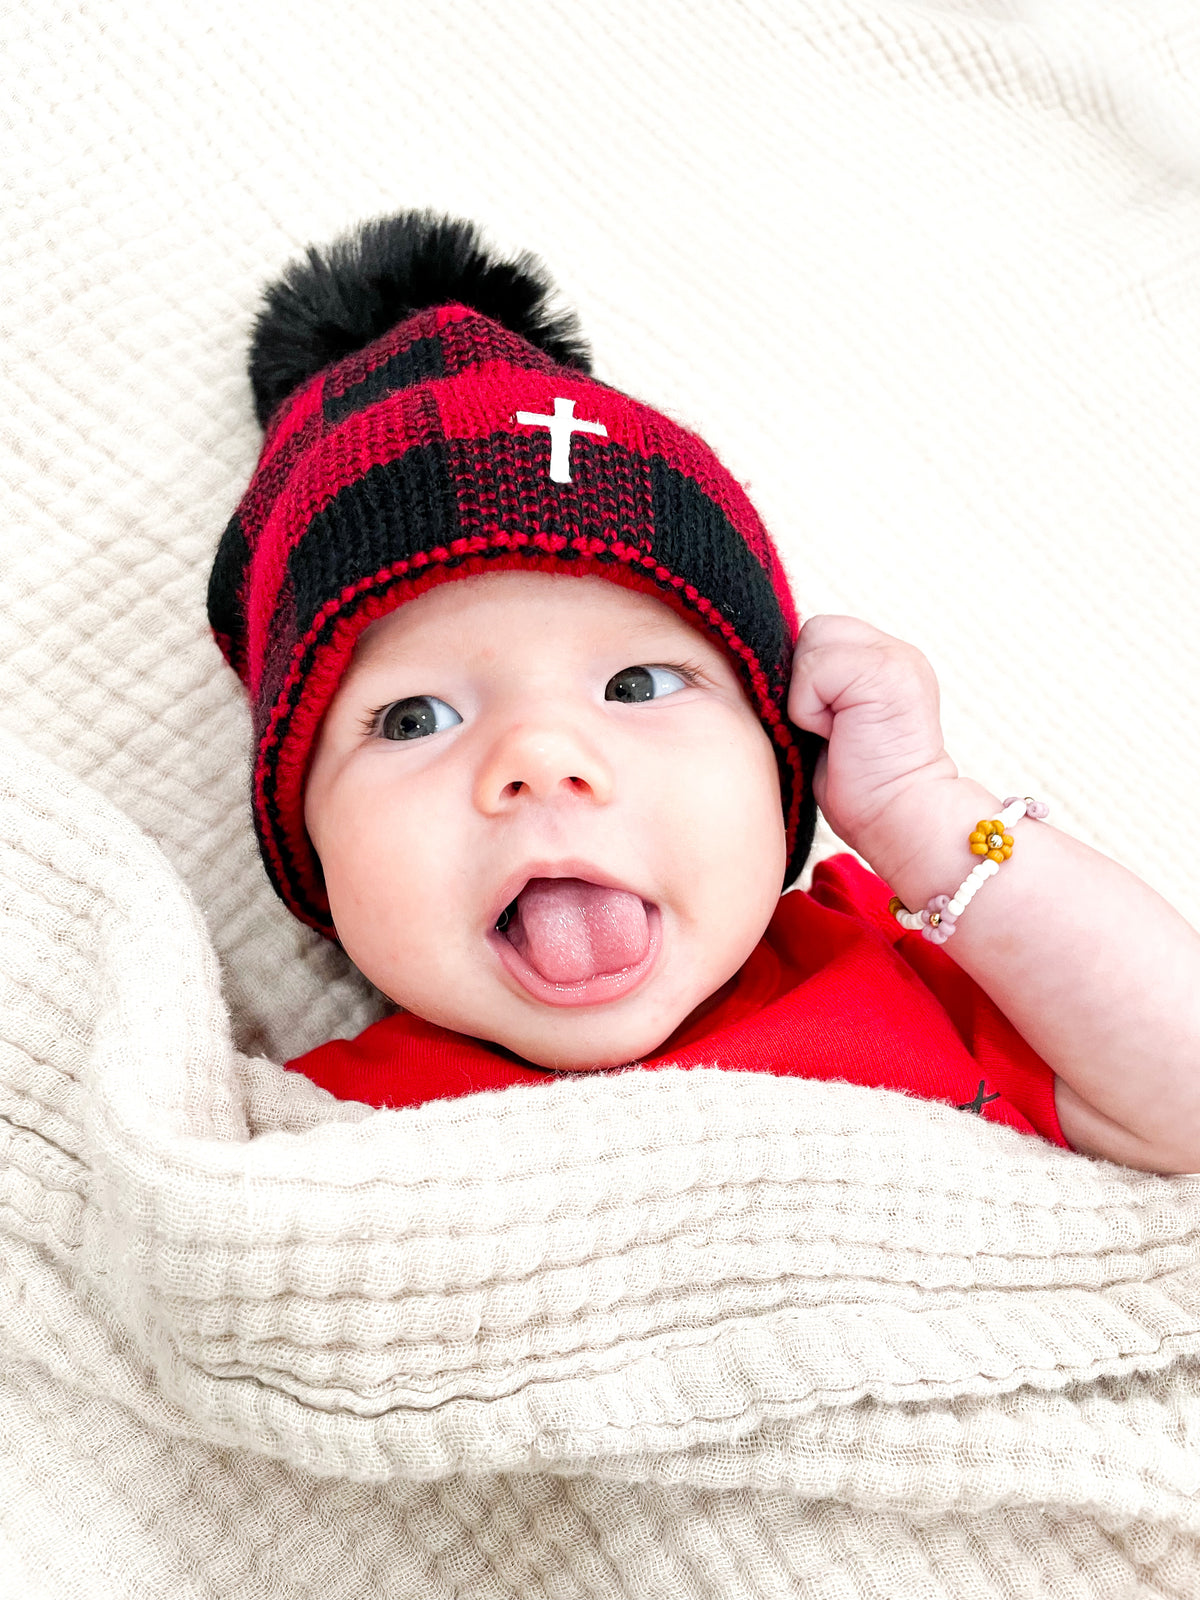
left=790, top=631, right=939, bottom=744
left=786, top=636, right=890, bottom=737
left=789, top=619, right=884, bottom=737
left=794, top=614, right=897, bottom=656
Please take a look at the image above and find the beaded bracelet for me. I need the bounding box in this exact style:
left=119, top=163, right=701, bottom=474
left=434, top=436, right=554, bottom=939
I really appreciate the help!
left=888, top=795, right=1050, bottom=944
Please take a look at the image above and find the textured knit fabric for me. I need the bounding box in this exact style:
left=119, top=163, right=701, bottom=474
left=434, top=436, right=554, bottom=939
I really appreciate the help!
left=208, top=296, right=814, bottom=934
left=287, top=852, right=1069, bottom=1149
left=5, top=3, right=1200, bottom=1597
left=4, top=729, right=1200, bottom=1600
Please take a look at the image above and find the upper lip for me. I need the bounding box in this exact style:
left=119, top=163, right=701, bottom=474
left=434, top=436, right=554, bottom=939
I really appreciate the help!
left=486, top=859, right=650, bottom=930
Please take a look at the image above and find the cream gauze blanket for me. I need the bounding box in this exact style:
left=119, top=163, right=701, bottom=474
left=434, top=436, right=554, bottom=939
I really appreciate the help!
left=5, top=0, right=1200, bottom=1595
left=4, top=729, right=1200, bottom=1598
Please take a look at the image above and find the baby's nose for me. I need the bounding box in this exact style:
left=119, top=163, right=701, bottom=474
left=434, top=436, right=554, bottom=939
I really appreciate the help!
left=473, top=722, right=615, bottom=813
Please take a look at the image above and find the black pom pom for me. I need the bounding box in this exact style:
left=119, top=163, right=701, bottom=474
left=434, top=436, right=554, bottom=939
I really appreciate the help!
left=247, top=209, right=592, bottom=427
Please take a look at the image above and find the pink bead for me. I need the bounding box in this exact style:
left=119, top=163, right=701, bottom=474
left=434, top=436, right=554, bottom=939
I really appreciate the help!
left=919, top=894, right=958, bottom=943
left=1003, top=795, right=1050, bottom=821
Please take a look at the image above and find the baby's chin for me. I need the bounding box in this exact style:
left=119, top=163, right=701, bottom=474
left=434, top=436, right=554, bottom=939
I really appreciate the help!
left=458, top=982, right=738, bottom=1073
left=487, top=1047, right=637, bottom=1074
left=460, top=1017, right=676, bottom=1073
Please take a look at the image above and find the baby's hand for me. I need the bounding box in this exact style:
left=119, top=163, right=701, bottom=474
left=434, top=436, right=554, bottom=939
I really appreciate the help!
left=787, top=616, right=958, bottom=861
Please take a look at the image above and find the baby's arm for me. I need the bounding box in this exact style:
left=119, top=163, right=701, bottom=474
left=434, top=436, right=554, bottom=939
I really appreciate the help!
left=789, top=616, right=1200, bottom=1174
left=861, top=774, right=1200, bottom=1172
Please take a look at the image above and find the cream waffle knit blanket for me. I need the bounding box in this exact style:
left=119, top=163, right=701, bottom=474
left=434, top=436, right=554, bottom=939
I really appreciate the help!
left=5, top=3, right=1200, bottom=1593
left=3, top=727, right=1200, bottom=1598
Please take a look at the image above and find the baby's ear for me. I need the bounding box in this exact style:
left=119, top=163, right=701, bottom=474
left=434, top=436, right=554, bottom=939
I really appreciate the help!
left=247, top=210, right=592, bottom=428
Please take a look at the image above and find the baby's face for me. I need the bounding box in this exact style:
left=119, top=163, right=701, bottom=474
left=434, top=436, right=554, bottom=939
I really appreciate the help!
left=304, top=571, right=787, bottom=1070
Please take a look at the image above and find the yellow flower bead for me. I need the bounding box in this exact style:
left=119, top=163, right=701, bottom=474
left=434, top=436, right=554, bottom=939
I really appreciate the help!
left=969, top=820, right=1014, bottom=864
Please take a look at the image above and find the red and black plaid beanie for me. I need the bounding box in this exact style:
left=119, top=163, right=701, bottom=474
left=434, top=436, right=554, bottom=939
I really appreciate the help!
left=208, top=211, right=821, bottom=937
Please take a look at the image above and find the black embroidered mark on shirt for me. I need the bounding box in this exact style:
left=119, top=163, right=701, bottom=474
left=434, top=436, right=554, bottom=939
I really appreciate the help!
left=957, top=1079, right=1001, bottom=1115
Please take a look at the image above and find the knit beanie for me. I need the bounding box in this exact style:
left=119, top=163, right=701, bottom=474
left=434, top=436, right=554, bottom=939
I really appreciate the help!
left=208, top=211, right=820, bottom=937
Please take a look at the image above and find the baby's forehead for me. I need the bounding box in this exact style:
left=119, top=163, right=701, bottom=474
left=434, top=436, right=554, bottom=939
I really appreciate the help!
left=352, top=569, right=714, bottom=665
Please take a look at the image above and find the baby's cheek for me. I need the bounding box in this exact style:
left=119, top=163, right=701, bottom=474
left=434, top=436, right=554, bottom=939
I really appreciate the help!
left=332, top=799, right=465, bottom=984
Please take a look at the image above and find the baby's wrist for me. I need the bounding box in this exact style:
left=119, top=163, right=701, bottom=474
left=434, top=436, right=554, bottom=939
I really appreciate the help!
left=854, top=776, right=1006, bottom=914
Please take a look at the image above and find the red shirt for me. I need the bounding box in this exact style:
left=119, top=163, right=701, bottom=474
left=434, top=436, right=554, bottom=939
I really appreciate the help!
left=285, top=852, right=1069, bottom=1147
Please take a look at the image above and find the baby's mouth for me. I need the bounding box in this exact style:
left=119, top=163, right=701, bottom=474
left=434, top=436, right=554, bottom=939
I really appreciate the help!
left=496, top=877, right=650, bottom=984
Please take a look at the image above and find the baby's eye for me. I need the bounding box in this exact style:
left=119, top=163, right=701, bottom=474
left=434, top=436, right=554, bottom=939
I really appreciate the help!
left=604, top=665, right=691, bottom=703
left=375, top=696, right=463, bottom=740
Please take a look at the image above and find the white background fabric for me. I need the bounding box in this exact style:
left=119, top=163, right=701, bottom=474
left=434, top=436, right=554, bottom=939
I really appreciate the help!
left=3, top=4, right=1200, bottom=1596
left=3, top=0, right=1199, bottom=1064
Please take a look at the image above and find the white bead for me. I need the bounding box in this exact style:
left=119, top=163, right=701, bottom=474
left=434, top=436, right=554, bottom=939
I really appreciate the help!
left=948, top=899, right=965, bottom=915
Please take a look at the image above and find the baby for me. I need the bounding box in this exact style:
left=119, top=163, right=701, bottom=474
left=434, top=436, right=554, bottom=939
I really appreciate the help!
left=210, top=210, right=1200, bottom=1174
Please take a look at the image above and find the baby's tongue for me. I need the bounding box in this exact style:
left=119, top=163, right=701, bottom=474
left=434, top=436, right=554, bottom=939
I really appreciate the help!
left=506, top=877, right=650, bottom=984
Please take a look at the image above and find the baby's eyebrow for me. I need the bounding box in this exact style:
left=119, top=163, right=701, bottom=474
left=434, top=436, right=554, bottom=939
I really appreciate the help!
left=612, top=614, right=711, bottom=650
left=622, top=618, right=683, bottom=643
left=342, top=628, right=424, bottom=676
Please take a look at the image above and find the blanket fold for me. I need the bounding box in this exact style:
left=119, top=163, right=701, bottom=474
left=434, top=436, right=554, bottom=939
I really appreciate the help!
left=3, top=724, right=1200, bottom=1598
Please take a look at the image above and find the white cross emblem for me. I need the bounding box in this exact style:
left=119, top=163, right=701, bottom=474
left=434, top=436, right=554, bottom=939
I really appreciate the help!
left=514, top=397, right=608, bottom=483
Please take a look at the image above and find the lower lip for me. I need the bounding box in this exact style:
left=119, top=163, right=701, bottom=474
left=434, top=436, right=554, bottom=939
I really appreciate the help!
left=488, top=904, right=662, bottom=1008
